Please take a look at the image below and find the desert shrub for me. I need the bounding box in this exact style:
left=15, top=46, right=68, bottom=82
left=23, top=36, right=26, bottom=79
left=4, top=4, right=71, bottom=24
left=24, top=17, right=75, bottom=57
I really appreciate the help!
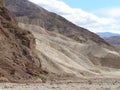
left=0, top=77, right=9, bottom=82
left=38, top=74, right=47, bottom=83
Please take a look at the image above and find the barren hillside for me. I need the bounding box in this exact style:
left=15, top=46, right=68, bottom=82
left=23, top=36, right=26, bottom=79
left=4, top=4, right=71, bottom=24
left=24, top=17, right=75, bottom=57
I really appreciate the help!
left=19, top=23, right=120, bottom=77
left=6, top=0, right=110, bottom=46
left=5, top=0, right=120, bottom=78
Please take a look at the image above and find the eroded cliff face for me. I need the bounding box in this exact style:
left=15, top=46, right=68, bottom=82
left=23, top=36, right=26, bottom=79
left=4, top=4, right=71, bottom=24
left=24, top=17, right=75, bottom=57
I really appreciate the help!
left=0, top=0, right=42, bottom=80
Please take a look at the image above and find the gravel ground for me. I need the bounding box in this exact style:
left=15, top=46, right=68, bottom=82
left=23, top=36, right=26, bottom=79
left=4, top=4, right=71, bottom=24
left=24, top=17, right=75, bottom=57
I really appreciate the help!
left=0, top=78, right=120, bottom=90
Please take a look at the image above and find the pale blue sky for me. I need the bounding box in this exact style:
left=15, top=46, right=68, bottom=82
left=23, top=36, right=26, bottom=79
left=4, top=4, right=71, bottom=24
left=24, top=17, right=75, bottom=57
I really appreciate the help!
left=30, top=0, right=120, bottom=33
left=61, top=0, right=120, bottom=11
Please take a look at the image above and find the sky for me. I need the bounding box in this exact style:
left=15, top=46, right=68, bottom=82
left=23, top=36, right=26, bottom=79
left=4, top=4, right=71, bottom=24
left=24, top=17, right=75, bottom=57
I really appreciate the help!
left=29, top=0, right=120, bottom=33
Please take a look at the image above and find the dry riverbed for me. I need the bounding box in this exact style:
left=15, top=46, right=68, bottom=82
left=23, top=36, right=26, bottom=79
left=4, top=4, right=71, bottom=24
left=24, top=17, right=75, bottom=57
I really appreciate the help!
left=0, top=78, right=120, bottom=90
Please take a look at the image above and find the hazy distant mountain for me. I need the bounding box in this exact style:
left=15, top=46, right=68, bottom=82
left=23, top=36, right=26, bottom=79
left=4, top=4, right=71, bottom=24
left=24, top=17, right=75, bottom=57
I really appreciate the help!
left=97, top=32, right=120, bottom=38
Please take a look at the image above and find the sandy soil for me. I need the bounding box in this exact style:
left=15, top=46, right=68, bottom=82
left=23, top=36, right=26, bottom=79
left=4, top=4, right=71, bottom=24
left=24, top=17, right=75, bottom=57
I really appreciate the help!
left=0, top=78, right=120, bottom=90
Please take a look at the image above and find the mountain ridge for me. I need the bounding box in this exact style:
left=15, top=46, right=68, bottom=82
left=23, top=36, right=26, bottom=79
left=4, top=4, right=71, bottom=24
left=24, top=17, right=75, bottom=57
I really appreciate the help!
left=105, top=36, right=120, bottom=44
left=97, top=32, right=120, bottom=38
left=6, top=0, right=110, bottom=46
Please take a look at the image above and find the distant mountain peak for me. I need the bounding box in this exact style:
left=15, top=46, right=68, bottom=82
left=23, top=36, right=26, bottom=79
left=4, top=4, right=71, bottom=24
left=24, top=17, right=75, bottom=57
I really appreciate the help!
left=97, top=32, right=120, bottom=38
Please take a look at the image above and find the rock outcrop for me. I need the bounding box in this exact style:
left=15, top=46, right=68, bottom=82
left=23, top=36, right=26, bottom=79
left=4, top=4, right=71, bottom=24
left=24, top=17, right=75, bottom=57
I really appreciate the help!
left=0, top=0, right=42, bottom=80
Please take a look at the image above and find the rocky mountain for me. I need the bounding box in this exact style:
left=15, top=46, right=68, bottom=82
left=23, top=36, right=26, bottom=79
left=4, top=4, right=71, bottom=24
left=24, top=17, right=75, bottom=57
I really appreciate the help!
left=5, top=0, right=120, bottom=78
left=104, top=36, right=120, bottom=49
left=105, top=36, right=120, bottom=45
left=0, top=0, right=43, bottom=81
left=5, top=0, right=109, bottom=46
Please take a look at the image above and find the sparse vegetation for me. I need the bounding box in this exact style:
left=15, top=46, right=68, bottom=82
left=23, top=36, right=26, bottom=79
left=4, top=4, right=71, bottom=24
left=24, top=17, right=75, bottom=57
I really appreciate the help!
left=38, top=74, right=47, bottom=83
left=0, top=77, right=9, bottom=82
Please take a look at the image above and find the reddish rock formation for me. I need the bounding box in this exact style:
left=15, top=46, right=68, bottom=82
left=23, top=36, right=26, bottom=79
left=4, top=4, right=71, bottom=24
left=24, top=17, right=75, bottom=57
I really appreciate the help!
left=0, top=0, right=42, bottom=80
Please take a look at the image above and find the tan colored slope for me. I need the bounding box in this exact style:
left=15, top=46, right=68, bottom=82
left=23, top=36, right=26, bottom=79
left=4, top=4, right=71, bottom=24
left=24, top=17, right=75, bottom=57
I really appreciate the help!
left=79, top=44, right=120, bottom=69
left=19, top=23, right=98, bottom=77
left=19, top=23, right=120, bottom=77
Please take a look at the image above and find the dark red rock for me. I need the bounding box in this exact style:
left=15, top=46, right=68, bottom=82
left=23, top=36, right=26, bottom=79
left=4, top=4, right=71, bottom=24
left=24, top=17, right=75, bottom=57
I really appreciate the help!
left=0, top=0, right=43, bottom=80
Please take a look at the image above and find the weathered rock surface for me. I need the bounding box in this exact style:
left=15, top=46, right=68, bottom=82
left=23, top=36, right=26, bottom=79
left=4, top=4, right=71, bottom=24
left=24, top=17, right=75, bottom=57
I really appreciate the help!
left=0, top=0, right=42, bottom=80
